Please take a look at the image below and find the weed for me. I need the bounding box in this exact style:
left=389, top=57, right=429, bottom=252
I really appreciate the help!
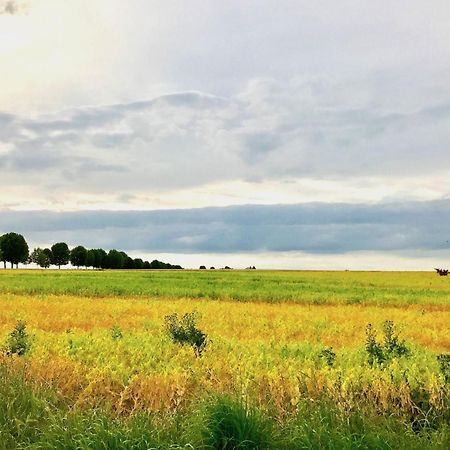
left=318, top=347, right=336, bottom=367
left=365, top=321, right=409, bottom=366
left=437, top=354, right=450, bottom=383
left=202, top=396, right=273, bottom=449
left=111, top=325, right=123, bottom=340
left=164, top=312, right=207, bottom=357
left=4, top=320, right=31, bottom=356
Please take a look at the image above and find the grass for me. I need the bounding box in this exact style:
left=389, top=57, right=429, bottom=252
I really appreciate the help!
left=0, top=269, right=449, bottom=306
left=0, top=269, right=449, bottom=448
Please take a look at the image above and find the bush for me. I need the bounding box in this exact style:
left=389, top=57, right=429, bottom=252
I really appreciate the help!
left=437, top=354, right=450, bottom=383
left=318, top=347, right=336, bottom=367
left=365, top=321, right=409, bottom=366
left=164, top=312, right=207, bottom=357
left=202, top=396, right=273, bottom=450
left=111, top=325, right=123, bottom=340
left=4, top=320, right=31, bottom=356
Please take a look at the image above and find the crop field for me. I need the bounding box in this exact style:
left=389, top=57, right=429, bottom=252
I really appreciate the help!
left=0, top=270, right=449, bottom=449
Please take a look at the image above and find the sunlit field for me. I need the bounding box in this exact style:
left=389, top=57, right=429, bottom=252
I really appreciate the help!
left=0, top=270, right=449, bottom=449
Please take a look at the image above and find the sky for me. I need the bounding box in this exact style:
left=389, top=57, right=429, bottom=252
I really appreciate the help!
left=1, top=0, right=450, bottom=269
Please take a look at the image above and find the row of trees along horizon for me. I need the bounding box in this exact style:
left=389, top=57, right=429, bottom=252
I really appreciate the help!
left=0, top=232, right=182, bottom=270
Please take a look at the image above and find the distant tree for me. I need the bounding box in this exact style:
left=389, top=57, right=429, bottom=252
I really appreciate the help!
left=95, top=249, right=108, bottom=269
left=123, top=256, right=135, bottom=269
left=29, top=247, right=51, bottom=268
left=199, top=265, right=206, bottom=270
left=70, top=246, right=87, bottom=268
left=106, top=249, right=124, bottom=269
left=143, top=261, right=151, bottom=269
left=0, top=238, right=4, bottom=268
left=85, top=249, right=96, bottom=269
left=133, top=258, right=144, bottom=270
left=51, top=242, right=70, bottom=269
left=210, top=267, right=215, bottom=270
left=0, top=232, right=29, bottom=268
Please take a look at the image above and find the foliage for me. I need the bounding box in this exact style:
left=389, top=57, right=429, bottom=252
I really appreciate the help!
left=365, top=321, right=409, bottom=366
left=202, top=396, right=274, bottom=449
left=4, top=320, right=31, bottom=356
left=164, top=311, right=207, bottom=357
left=51, top=242, right=70, bottom=268
left=437, top=354, right=450, bottom=383
left=318, top=346, right=336, bottom=367
left=0, top=232, right=29, bottom=268
left=29, top=247, right=52, bottom=268
left=70, top=245, right=88, bottom=268
left=111, top=325, right=123, bottom=340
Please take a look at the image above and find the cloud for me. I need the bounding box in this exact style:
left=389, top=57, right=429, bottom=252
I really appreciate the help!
left=1, top=199, right=449, bottom=255
left=0, top=0, right=25, bottom=15
left=1, top=78, right=450, bottom=207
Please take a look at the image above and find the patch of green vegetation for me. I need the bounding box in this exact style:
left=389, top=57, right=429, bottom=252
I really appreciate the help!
left=0, top=270, right=449, bottom=306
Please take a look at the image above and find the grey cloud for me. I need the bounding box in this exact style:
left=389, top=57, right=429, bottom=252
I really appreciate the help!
left=1, top=199, right=449, bottom=254
left=1, top=81, right=450, bottom=196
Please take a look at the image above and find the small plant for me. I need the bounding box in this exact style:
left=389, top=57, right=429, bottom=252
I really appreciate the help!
left=437, top=354, right=450, bottom=383
left=365, top=323, right=386, bottom=366
left=202, top=396, right=273, bottom=450
left=111, top=325, right=123, bottom=340
left=164, top=312, right=207, bottom=357
left=4, top=320, right=31, bottom=356
left=318, top=346, right=336, bottom=367
left=382, top=320, right=409, bottom=358
left=365, top=321, right=409, bottom=366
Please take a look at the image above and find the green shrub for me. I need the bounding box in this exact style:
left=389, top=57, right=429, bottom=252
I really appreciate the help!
left=111, top=325, right=123, bottom=340
left=202, top=396, right=273, bottom=450
left=318, top=347, right=336, bottom=367
left=437, top=354, right=450, bottom=383
left=365, top=321, right=409, bottom=366
left=4, top=320, right=31, bottom=356
left=164, top=312, right=207, bottom=357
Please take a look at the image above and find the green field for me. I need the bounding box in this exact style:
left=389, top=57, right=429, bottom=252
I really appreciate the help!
left=0, top=270, right=449, bottom=449
left=1, top=269, right=450, bottom=306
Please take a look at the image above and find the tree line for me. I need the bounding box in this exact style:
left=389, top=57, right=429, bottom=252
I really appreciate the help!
left=0, top=232, right=182, bottom=270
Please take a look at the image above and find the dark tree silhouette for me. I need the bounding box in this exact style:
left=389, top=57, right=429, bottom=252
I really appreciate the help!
left=70, top=246, right=87, bottom=268
left=0, top=232, right=29, bottom=268
left=51, top=242, right=70, bottom=269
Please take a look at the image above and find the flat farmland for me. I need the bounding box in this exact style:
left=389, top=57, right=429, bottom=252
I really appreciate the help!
left=0, top=270, right=449, bottom=449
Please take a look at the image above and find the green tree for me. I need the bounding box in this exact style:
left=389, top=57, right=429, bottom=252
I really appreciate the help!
left=29, top=247, right=52, bottom=268
left=51, top=242, right=70, bottom=269
left=0, top=232, right=29, bottom=268
left=94, top=248, right=107, bottom=269
left=70, top=246, right=87, bottom=268
left=106, top=249, right=124, bottom=269
left=85, top=249, right=96, bottom=269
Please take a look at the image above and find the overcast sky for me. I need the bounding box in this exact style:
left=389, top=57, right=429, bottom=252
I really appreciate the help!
left=1, top=0, right=450, bottom=268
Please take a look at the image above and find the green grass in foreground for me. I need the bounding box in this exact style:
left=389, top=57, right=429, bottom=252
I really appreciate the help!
left=1, top=269, right=450, bottom=306
left=1, top=367, right=448, bottom=450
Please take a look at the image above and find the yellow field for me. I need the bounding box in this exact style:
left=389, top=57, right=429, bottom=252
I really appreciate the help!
left=1, top=292, right=449, bottom=418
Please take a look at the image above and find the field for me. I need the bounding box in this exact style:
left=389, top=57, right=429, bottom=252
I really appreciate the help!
left=0, top=270, right=449, bottom=449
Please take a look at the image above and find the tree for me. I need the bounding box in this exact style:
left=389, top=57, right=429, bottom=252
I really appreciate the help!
left=0, top=232, right=29, bottom=268
left=85, top=249, right=96, bottom=269
left=29, top=248, right=51, bottom=268
left=106, top=249, right=124, bottom=269
left=70, top=246, right=87, bottom=268
left=0, top=237, right=4, bottom=268
left=51, top=242, right=70, bottom=269
left=133, top=258, right=144, bottom=270
left=123, top=256, right=135, bottom=269
left=93, top=248, right=107, bottom=269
